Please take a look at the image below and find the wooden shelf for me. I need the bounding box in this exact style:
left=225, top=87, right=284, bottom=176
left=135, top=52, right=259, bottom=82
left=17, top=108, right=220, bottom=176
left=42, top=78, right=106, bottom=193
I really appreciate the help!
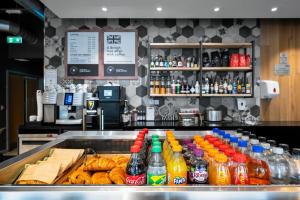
left=202, top=43, right=252, bottom=49
left=150, top=43, right=200, bottom=49
left=202, top=94, right=252, bottom=97
left=202, top=67, right=252, bottom=72
left=150, top=67, right=200, bottom=71
left=150, top=94, right=200, bottom=97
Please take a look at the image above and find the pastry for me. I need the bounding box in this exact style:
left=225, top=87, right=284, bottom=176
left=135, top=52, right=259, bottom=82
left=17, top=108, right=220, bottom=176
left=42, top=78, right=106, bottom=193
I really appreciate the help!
left=91, top=172, right=112, bottom=184
left=83, top=157, right=116, bottom=171
left=16, top=180, right=46, bottom=184
left=109, top=167, right=126, bottom=184
left=112, top=156, right=129, bottom=172
left=69, top=169, right=91, bottom=184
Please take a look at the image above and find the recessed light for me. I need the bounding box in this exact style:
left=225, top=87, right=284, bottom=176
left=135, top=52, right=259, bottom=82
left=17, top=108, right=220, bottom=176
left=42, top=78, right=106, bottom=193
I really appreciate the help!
left=271, top=7, right=278, bottom=12
left=213, top=7, right=220, bottom=12
left=102, top=7, right=108, bottom=12
left=156, top=7, right=163, bottom=12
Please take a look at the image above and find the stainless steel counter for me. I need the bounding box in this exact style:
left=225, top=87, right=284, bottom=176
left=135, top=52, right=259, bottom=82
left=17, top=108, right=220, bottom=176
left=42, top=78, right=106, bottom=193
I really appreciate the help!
left=0, top=130, right=299, bottom=200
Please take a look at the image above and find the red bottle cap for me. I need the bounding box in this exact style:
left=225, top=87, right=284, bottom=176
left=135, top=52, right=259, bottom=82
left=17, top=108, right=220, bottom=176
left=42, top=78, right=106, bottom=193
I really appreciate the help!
left=213, top=140, right=223, bottom=148
left=134, top=140, right=143, bottom=147
left=142, top=128, right=149, bottom=134
left=137, top=134, right=144, bottom=140
left=207, top=137, right=218, bottom=144
left=130, top=145, right=140, bottom=153
left=233, top=153, right=247, bottom=163
left=219, top=144, right=229, bottom=152
left=224, top=148, right=236, bottom=157
left=204, top=135, right=213, bottom=140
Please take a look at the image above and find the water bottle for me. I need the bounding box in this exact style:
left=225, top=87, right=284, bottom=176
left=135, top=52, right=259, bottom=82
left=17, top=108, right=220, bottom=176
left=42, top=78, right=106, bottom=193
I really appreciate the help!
left=147, top=143, right=167, bottom=185
left=267, top=147, right=290, bottom=184
left=290, top=148, right=300, bottom=184
left=261, top=142, right=272, bottom=157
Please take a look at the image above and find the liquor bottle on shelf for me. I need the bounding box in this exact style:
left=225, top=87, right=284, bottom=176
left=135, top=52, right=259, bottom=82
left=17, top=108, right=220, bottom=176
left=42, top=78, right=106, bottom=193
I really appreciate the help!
left=187, top=57, right=191, bottom=68
left=246, top=79, right=251, bottom=94
left=176, top=79, right=181, bottom=94
left=228, top=76, right=233, bottom=94
left=155, top=76, right=160, bottom=94
left=241, top=79, right=246, bottom=94
left=190, top=81, right=196, bottom=94
left=160, top=77, right=166, bottom=94
left=159, top=56, right=164, bottom=67
left=223, top=78, right=228, bottom=94
left=177, top=56, right=183, bottom=67
left=172, top=55, right=177, bottom=68
left=214, top=78, right=219, bottom=94
left=195, top=81, right=200, bottom=94
left=150, top=56, right=155, bottom=68
left=204, top=76, right=210, bottom=94
left=237, top=78, right=242, bottom=94
left=168, top=57, right=173, bottom=68
left=201, top=78, right=206, bottom=94
left=166, top=76, right=171, bottom=94
left=150, top=76, right=154, bottom=94
left=232, top=78, right=237, bottom=94
left=171, top=77, right=176, bottom=94
left=155, top=56, right=159, bottom=68
left=219, top=78, right=224, bottom=94
left=209, top=76, right=214, bottom=94
left=164, top=56, right=169, bottom=68
left=193, top=56, right=198, bottom=68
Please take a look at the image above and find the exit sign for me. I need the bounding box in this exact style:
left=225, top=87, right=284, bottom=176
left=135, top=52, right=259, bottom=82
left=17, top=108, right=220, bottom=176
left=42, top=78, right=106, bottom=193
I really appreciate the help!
left=7, top=36, right=22, bottom=44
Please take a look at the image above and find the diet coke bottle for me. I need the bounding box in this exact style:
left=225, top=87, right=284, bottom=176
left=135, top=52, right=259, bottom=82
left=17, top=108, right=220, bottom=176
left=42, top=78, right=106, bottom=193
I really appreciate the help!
left=126, top=145, right=146, bottom=185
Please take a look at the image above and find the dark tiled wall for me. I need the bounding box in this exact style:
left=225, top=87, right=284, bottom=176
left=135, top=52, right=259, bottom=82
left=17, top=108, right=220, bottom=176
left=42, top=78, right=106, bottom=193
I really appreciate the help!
left=44, top=9, right=261, bottom=121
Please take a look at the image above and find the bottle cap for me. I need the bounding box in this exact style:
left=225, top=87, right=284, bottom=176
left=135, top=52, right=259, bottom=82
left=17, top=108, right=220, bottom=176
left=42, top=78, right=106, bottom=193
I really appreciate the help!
left=142, top=128, right=149, bottom=134
left=194, top=148, right=204, bottom=157
left=130, top=145, right=140, bottom=153
left=273, top=147, right=284, bottom=154
left=218, top=144, right=229, bottom=152
left=213, top=140, right=223, bottom=148
left=258, top=136, right=267, bottom=143
left=152, top=137, right=160, bottom=143
left=224, top=148, right=236, bottom=157
left=233, top=153, right=247, bottom=163
left=241, top=136, right=249, bottom=141
left=292, top=148, right=300, bottom=156
left=173, top=145, right=183, bottom=152
left=215, top=153, right=228, bottom=163
left=238, top=140, right=248, bottom=148
left=134, top=140, right=143, bottom=147
left=212, top=128, right=219, bottom=133
left=204, top=134, right=213, bottom=140
left=187, top=143, right=196, bottom=150
left=193, top=135, right=202, bottom=141
left=230, top=136, right=238, bottom=143
left=137, top=134, right=144, bottom=140
left=219, top=130, right=226, bottom=137
left=170, top=140, right=179, bottom=147
left=250, top=139, right=259, bottom=145
left=261, top=142, right=270, bottom=150
left=203, top=144, right=214, bottom=151
left=278, top=144, right=290, bottom=152
left=224, top=133, right=231, bottom=139
left=152, top=145, right=162, bottom=153
left=249, top=133, right=256, bottom=139
left=252, top=145, right=264, bottom=153
left=208, top=149, right=219, bottom=157
left=242, top=131, right=250, bottom=136
left=235, top=133, right=242, bottom=138
left=207, top=137, right=218, bottom=143
left=152, top=141, right=161, bottom=147
left=152, top=134, right=159, bottom=139
left=267, top=140, right=277, bottom=147
left=183, top=138, right=192, bottom=145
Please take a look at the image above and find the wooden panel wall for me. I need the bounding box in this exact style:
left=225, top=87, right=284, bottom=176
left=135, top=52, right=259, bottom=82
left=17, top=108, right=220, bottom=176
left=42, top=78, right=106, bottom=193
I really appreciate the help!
left=261, top=19, right=300, bottom=121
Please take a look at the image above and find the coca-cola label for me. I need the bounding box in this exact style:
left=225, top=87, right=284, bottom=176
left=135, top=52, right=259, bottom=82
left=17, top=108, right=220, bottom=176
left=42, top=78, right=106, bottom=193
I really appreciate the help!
left=126, top=173, right=146, bottom=185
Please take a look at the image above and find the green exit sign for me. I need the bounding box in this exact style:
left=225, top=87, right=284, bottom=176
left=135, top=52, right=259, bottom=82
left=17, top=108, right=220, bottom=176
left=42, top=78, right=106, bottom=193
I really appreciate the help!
left=7, top=36, right=22, bottom=44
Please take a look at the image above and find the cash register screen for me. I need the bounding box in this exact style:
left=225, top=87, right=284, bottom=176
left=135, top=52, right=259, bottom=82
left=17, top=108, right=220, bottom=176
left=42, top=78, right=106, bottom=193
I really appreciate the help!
left=64, top=93, right=73, bottom=105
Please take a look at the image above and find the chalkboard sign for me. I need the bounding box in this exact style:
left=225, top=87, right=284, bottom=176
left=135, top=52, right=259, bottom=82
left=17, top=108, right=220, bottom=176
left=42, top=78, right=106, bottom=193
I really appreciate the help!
left=65, top=30, right=101, bottom=79
left=102, top=29, right=137, bottom=79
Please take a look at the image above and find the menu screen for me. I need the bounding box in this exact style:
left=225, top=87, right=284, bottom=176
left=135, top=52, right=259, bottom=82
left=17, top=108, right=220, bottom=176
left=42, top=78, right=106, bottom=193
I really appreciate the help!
left=66, top=31, right=99, bottom=78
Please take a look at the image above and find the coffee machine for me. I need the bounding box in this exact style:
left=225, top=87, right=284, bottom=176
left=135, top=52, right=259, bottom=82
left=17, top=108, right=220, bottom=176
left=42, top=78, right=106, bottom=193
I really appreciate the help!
left=55, top=93, right=83, bottom=125
left=97, top=86, right=125, bottom=126
left=82, top=97, right=104, bottom=130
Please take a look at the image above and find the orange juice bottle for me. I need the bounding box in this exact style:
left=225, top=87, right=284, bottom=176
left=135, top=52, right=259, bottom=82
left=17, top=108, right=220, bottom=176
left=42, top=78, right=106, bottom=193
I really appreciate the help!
left=168, top=145, right=188, bottom=185
left=207, top=149, right=219, bottom=184
left=166, top=140, right=179, bottom=164
left=213, top=153, right=231, bottom=185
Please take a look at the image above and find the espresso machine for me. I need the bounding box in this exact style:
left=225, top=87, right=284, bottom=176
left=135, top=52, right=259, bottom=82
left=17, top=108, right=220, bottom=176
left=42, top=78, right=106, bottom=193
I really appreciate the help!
left=82, top=97, right=104, bottom=130
left=55, top=93, right=83, bottom=125
left=97, top=86, right=125, bottom=126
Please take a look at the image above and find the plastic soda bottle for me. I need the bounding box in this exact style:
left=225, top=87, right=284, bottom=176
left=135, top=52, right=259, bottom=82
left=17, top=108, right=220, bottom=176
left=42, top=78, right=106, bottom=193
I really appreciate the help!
left=167, top=145, right=187, bottom=185
left=213, top=153, right=231, bottom=185
left=230, top=153, right=249, bottom=185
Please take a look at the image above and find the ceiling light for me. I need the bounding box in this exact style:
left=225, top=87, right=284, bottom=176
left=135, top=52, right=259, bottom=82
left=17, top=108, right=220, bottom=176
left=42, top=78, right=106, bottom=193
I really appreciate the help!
left=213, top=7, right=220, bottom=12
left=156, top=7, right=163, bottom=12
left=271, top=7, right=278, bottom=12
left=101, top=7, right=108, bottom=12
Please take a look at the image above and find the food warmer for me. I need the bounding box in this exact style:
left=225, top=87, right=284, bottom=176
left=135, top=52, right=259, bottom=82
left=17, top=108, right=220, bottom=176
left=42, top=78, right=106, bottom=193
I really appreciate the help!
left=0, top=130, right=299, bottom=200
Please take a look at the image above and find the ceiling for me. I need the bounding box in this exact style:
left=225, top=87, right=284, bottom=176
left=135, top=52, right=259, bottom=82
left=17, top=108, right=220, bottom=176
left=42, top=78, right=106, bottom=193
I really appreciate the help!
left=41, top=0, right=300, bottom=18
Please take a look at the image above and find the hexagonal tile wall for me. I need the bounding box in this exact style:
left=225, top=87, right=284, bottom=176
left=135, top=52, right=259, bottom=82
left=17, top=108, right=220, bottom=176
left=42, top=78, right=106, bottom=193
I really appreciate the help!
left=136, top=85, right=147, bottom=97
left=45, top=25, right=56, bottom=38
left=153, top=35, right=165, bottom=43
left=138, top=65, right=147, bottom=78
left=49, top=55, right=62, bottom=68
left=211, top=35, right=222, bottom=43
left=138, top=45, right=147, bottom=58
left=165, top=19, right=176, bottom=28
left=182, top=26, right=193, bottom=38
left=222, top=19, right=234, bottom=28
left=96, top=19, right=107, bottom=28
left=119, top=19, right=130, bottom=28
left=250, top=105, right=260, bottom=118
left=239, top=26, right=252, bottom=38
left=137, top=26, right=147, bottom=38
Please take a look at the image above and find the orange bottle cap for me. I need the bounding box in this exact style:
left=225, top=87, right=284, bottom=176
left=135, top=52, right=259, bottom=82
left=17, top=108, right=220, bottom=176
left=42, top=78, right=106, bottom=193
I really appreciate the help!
left=173, top=145, right=183, bottom=152
left=208, top=149, right=219, bottom=157
left=215, top=153, right=228, bottom=163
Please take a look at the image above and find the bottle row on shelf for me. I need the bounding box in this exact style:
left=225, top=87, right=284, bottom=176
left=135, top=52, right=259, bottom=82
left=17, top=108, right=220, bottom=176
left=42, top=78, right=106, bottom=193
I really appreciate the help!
left=149, top=51, right=252, bottom=69
left=125, top=128, right=300, bottom=186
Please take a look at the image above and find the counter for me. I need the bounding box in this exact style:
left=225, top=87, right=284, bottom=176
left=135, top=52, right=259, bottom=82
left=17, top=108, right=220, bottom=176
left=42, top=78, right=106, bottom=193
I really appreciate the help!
left=0, top=131, right=299, bottom=200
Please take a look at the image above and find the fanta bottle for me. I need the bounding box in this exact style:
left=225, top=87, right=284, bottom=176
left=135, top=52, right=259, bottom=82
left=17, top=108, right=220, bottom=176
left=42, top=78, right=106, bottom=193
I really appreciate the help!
left=213, top=153, right=231, bottom=185
left=167, top=145, right=188, bottom=186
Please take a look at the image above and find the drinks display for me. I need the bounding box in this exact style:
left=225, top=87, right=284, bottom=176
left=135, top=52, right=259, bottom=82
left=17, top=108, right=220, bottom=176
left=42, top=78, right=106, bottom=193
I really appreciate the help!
left=150, top=74, right=200, bottom=95
left=150, top=55, right=198, bottom=69
left=125, top=128, right=299, bottom=186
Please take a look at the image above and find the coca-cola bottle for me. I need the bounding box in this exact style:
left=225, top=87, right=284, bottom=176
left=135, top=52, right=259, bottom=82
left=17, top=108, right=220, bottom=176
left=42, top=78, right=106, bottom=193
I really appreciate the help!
left=126, top=145, right=147, bottom=185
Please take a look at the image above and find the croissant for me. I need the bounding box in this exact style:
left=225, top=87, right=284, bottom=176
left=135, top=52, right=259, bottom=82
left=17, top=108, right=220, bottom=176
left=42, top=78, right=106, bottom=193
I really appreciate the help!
left=83, top=157, right=116, bottom=171
left=69, top=169, right=91, bottom=184
left=109, top=167, right=126, bottom=184
left=112, top=156, right=129, bottom=165
left=91, top=172, right=112, bottom=184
